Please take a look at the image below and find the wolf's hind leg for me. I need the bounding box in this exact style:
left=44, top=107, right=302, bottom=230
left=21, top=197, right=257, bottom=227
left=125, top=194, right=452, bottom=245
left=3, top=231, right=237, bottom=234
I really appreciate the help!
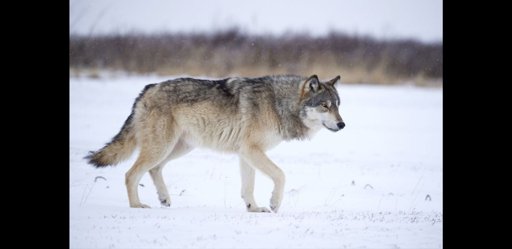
left=125, top=115, right=180, bottom=208
left=149, top=140, right=193, bottom=207
left=148, top=165, right=170, bottom=207
left=239, top=157, right=271, bottom=213
left=125, top=148, right=170, bottom=208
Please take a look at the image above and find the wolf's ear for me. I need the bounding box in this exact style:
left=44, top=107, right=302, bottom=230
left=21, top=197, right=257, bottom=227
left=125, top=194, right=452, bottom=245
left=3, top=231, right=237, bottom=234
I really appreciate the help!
left=305, top=74, right=320, bottom=93
left=327, top=75, right=341, bottom=86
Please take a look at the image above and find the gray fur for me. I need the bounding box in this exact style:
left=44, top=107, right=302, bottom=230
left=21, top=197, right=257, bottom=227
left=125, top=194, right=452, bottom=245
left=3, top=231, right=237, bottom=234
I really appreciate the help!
left=86, top=74, right=345, bottom=212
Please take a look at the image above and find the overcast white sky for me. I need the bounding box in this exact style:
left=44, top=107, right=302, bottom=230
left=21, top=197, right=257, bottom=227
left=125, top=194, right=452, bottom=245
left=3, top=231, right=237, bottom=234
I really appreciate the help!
left=70, top=0, right=442, bottom=42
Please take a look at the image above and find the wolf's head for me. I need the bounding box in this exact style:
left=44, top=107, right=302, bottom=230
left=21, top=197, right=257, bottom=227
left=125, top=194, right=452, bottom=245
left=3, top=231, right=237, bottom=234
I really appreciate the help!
left=299, top=75, right=345, bottom=133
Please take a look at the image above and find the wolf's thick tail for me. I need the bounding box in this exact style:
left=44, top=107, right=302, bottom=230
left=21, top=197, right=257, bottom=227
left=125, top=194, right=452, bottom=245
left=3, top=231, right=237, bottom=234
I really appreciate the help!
left=85, top=83, right=156, bottom=167
left=85, top=113, right=137, bottom=167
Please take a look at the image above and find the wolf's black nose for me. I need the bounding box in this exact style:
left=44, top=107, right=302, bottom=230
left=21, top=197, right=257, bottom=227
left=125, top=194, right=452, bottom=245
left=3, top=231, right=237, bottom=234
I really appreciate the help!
left=337, top=122, right=345, bottom=129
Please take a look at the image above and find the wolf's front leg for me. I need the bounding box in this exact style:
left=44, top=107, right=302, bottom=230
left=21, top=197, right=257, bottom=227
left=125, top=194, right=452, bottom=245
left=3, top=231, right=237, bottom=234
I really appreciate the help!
left=239, top=158, right=271, bottom=213
left=239, top=147, right=285, bottom=213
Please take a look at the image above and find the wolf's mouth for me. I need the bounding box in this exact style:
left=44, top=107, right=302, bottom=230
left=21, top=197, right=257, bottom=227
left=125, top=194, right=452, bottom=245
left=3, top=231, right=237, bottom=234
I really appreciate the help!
left=323, top=123, right=340, bottom=132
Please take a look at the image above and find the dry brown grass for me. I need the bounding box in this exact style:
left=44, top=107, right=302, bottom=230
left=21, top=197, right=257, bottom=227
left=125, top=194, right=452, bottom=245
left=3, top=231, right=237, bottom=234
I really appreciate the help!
left=70, top=30, right=442, bottom=85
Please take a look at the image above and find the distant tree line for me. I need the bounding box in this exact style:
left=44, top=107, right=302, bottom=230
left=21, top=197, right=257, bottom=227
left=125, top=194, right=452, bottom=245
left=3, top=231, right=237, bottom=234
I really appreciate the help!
left=70, top=29, right=442, bottom=84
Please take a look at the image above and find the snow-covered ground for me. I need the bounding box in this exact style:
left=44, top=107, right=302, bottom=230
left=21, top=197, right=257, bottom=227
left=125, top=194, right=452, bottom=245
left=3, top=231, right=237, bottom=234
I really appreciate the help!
left=70, top=75, right=442, bottom=248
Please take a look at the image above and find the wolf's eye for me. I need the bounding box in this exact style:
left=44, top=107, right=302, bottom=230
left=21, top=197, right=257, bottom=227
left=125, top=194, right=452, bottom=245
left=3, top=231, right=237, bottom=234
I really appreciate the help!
left=321, top=103, right=329, bottom=109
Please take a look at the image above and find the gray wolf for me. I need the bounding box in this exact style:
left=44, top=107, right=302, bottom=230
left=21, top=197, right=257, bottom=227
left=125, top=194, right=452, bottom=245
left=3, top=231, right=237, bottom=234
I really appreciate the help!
left=85, top=75, right=345, bottom=212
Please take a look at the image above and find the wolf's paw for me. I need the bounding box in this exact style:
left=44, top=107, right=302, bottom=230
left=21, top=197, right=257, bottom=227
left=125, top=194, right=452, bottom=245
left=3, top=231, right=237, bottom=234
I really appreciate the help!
left=270, top=197, right=281, bottom=213
left=130, top=203, right=151, bottom=208
left=245, top=203, right=271, bottom=213
left=248, top=206, right=272, bottom=213
left=270, top=205, right=280, bottom=213
left=160, top=198, right=171, bottom=207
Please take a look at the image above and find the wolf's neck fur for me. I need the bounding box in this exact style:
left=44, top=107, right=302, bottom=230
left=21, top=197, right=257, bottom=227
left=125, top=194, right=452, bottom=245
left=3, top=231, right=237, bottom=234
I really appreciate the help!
left=272, top=79, right=310, bottom=141
left=278, top=109, right=309, bottom=140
